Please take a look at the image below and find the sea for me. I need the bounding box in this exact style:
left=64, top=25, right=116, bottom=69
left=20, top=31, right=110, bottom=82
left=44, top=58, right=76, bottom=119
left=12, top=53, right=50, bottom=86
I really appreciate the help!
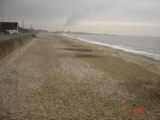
left=63, top=34, right=160, bottom=61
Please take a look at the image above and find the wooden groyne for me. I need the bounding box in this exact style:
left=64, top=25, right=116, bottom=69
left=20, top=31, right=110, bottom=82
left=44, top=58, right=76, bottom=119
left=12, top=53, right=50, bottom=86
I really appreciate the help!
left=0, top=34, right=33, bottom=59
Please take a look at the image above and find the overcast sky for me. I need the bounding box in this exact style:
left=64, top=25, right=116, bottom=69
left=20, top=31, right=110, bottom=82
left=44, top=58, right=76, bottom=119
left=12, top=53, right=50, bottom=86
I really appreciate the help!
left=0, top=0, right=160, bottom=36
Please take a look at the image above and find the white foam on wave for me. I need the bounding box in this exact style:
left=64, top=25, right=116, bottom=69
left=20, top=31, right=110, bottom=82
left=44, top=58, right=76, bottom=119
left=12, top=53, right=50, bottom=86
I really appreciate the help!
left=63, top=34, right=160, bottom=60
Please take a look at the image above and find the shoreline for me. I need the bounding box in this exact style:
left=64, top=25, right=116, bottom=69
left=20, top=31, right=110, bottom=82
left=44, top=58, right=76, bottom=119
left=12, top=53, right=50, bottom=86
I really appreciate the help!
left=63, top=34, right=160, bottom=62
left=62, top=34, right=160, bottom=75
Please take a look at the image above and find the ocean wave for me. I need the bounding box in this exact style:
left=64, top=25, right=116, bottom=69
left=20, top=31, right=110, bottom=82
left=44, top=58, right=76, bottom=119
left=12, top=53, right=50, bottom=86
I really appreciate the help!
left=63, top=34, right=160, bottom=60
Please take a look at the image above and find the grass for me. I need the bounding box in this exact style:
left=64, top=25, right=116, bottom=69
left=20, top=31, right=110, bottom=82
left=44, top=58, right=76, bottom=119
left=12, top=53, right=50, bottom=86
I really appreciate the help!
left=18, top=27, right=29, bottom=33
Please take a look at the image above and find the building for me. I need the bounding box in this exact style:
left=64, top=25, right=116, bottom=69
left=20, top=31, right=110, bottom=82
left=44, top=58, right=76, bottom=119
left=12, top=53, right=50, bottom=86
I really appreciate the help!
left=2, top=22, right=19, bottom=34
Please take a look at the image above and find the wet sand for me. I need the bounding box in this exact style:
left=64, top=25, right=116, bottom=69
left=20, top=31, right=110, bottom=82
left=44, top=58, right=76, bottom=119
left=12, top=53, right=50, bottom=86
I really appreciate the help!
left=0, top=34, right=160, bottom=119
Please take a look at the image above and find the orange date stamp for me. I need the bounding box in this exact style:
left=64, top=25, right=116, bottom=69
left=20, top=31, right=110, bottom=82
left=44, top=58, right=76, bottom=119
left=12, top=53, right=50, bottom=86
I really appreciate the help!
left=121, top=106, right=144, bottom=112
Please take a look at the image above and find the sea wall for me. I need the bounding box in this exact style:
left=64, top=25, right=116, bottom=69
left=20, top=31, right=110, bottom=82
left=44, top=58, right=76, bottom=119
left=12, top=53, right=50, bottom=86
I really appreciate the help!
left=0, top=34, right=33, bottom=59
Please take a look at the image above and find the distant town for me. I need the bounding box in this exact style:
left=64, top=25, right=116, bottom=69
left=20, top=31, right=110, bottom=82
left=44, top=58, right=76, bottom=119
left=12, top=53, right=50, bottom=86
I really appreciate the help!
left=52, top=30, right=117, bottom=36
left=0, top=21, right=117, bottom=36
left=53, top=30, right=100, bottom=35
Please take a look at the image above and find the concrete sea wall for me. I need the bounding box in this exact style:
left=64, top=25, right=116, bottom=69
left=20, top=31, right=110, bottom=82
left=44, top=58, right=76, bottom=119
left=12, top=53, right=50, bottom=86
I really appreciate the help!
left=0, top=34, right=33, bottom=59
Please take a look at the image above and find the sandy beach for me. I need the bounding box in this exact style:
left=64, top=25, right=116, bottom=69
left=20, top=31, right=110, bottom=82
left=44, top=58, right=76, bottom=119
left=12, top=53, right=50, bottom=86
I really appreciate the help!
left=0, top=33, right=160, bottom=119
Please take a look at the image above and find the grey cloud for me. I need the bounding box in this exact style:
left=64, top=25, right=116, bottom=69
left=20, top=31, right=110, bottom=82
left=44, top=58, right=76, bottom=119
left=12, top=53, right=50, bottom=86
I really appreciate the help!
left=63, top=0, right=117, bottom=27
left=0, top=0, right=159, bottom=36
left=1, top=0, right=159, bottom=23
left=63, top=0, right=160, bottom=27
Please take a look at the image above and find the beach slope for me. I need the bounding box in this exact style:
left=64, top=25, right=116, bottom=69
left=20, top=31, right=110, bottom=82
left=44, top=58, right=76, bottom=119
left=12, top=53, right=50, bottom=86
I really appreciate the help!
left=0, top=34, right=160, bottom=119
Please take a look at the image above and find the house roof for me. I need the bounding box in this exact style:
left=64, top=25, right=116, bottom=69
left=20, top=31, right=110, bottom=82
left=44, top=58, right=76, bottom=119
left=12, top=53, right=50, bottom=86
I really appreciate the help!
left=2, top=22, right=18, bottom=30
